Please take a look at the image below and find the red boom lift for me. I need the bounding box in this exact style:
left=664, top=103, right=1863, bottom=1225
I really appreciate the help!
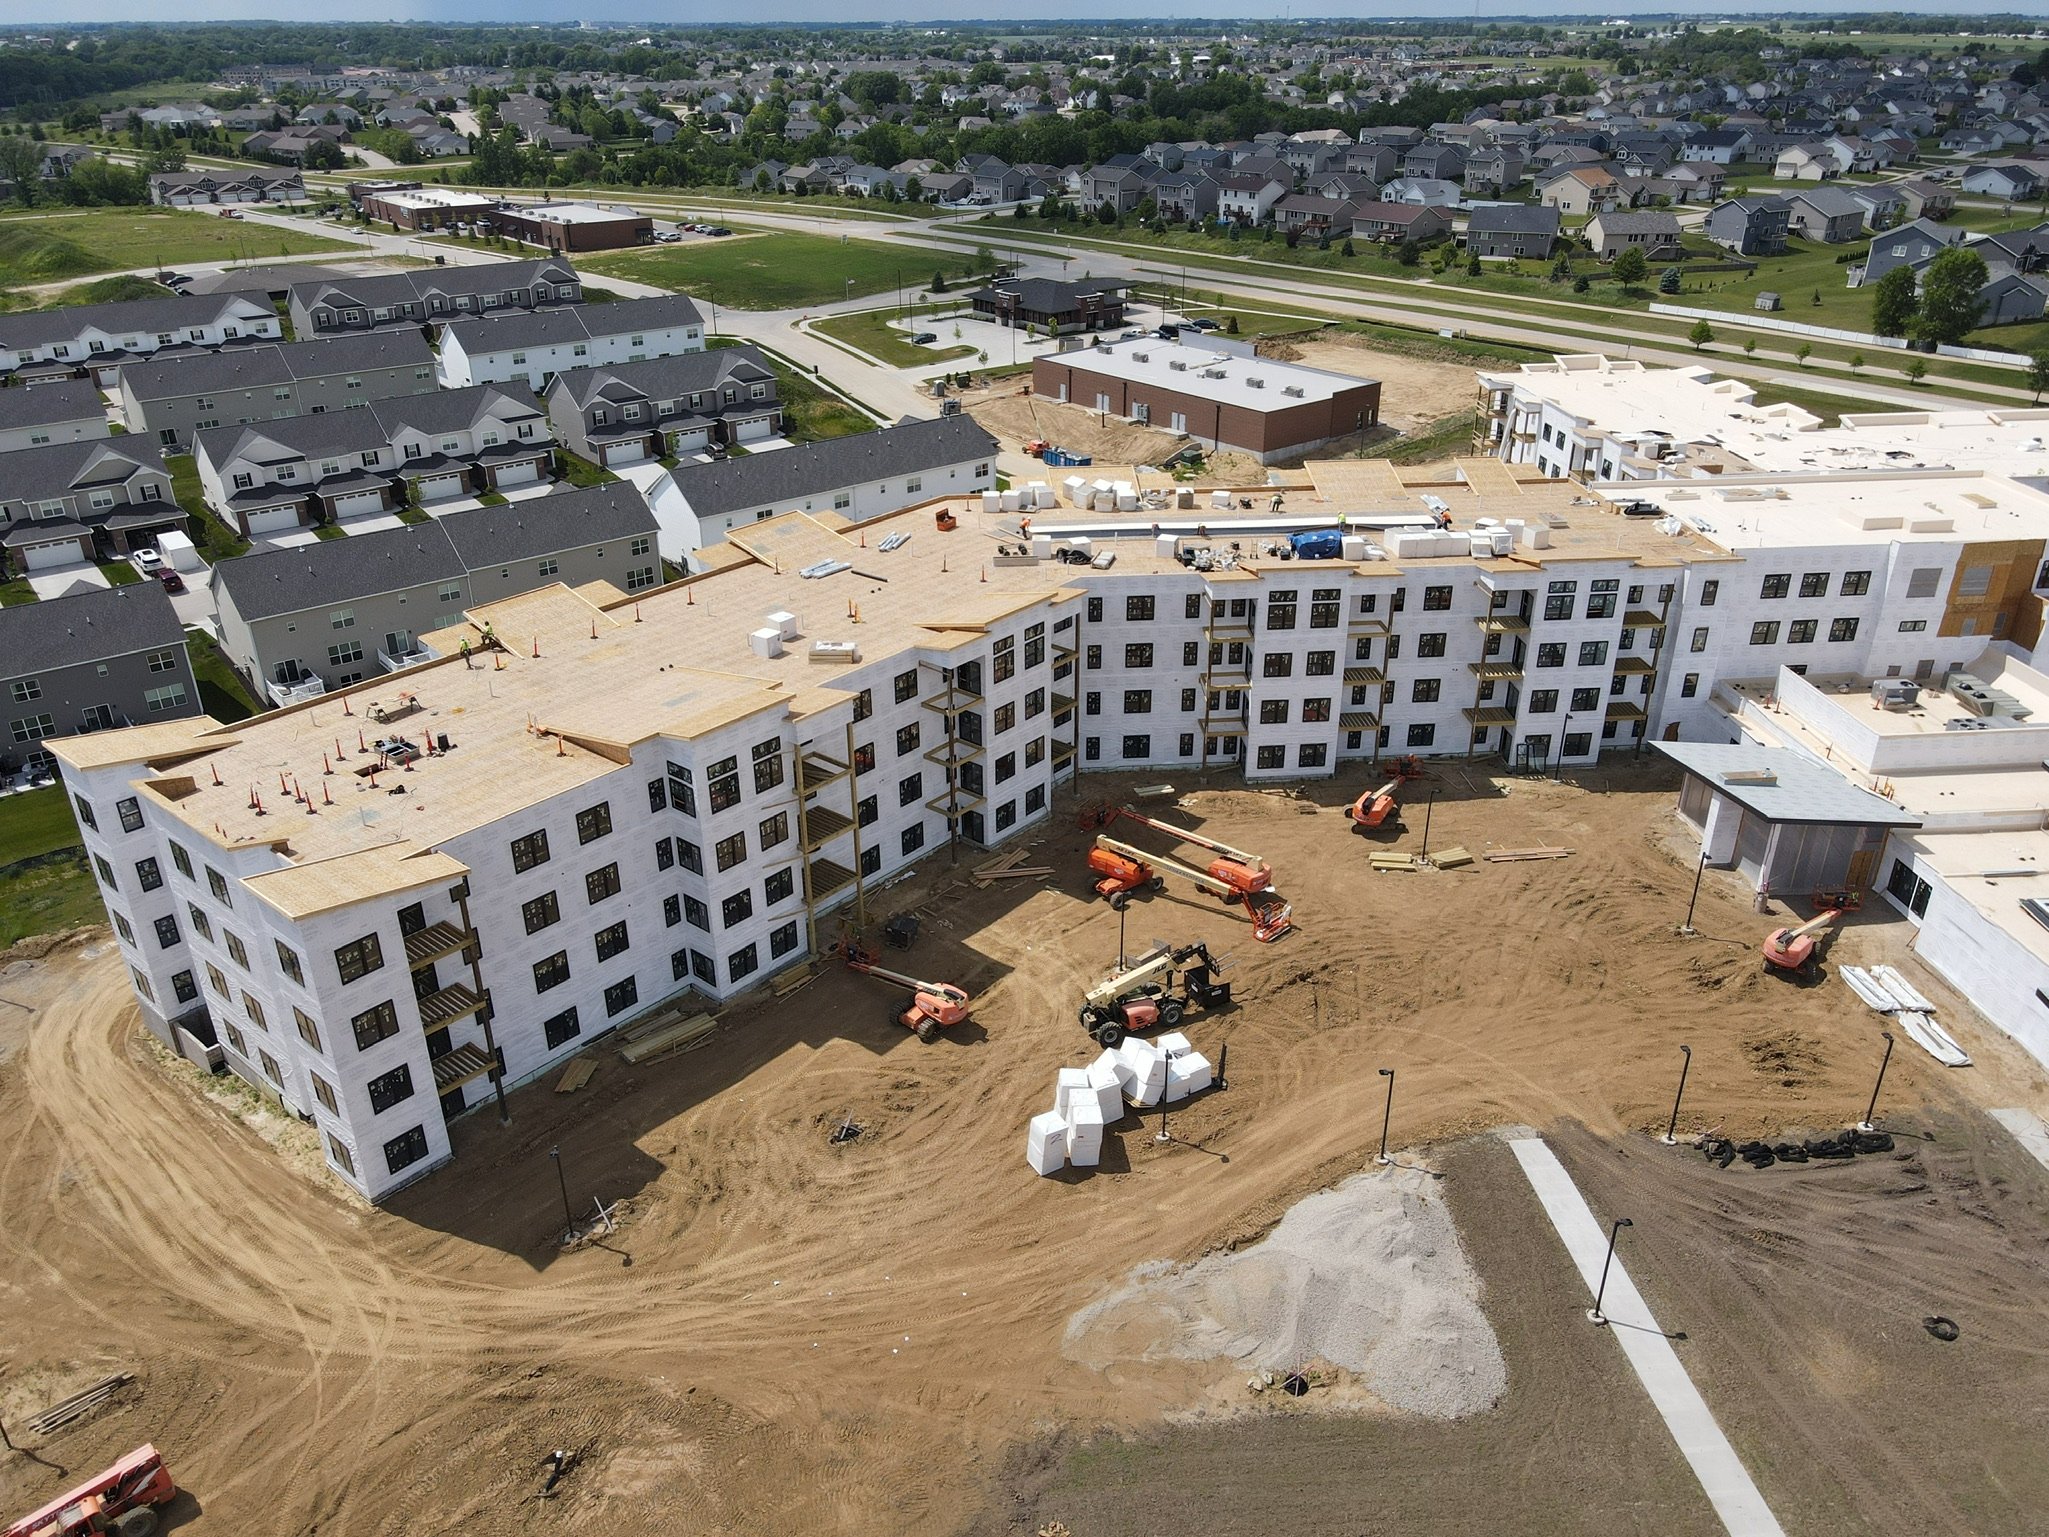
left=1085, top=808, right=1293, bottom=942
left=835, top=942, right=973, bottom=1041
left=7, top=1444, right=176, bottom=1537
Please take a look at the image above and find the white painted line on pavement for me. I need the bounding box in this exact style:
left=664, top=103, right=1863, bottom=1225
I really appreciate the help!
left=1507, top=1136, right=1787, bottom=1537
left=1990, top=1108, right=2049, bottom=1174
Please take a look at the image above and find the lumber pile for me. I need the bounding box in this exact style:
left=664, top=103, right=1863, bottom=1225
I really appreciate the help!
left=1368, top=851, right=1418, bottom=873
left=770, top=962, right=816, bottom=998
left=620, top=1012, right=716, bottom=1064
left=1482, top=846, right=1573, bottom=862
left=553, top=1058, right=598, bottom=1094
left=971, top=848, right=1054, bottom=888
left=1431, top=846, right=1474, bottom=869
left=28, top=1374, right=133, bottom=1436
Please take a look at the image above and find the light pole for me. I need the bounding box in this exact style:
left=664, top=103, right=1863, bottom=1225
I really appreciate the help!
left=1375, top=1067, right=1396, bottom=1165
left=1555, top=714, right=1570, bottom=780
left=1588, top=1216, right=1632, bottom=1325
left=1418, top=788, right=1437, bottom=862
left=548, top=1146, right=573, bottom=1236
left=1661, top=1044, right=1692, bottom=1145
left=1679, top=850, right=1707, bottom=935
left=1857, top=1031, right=1895, bottom=1132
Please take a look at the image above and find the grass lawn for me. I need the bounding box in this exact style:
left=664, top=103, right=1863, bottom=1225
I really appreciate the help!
left=166, top=454, right=250, bottom=563
left=0, top=788, right=100, bottom=949
left=580, top=232, right=990, bottom=310
left=97, top=559, right=141, bottom=585
left=313, top=524, right=348, bottom=541
left=557, top=450, right=618, bottom=488
left=780, top=366, right=876, bottom=441
left=184, top=629, right=260, bottom=722
left=812, top=304, right=975, bottom=368
left=0, top=207, right=354, bottom=289
left=1743, top=379, right=1903, bottom=426
left=1386, top=413, right=1478, bottom=464
left=0, top=577, right=35, bottom=607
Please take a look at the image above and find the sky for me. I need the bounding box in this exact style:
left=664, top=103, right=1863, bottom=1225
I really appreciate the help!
left=4, top=1, right=2040, bottom=21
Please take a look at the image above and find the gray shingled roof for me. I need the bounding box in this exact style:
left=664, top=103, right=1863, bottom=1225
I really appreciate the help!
left=545, top=344, right=776, bottom=411
left=969, top=277, right=1125, bottom=311
left=1466, top=204, right=1561, bottom=236
left=442, top=293, right=704, bottom=356
left=0, top=379, right=106, bottom=432
left=0, top=581, right=184, bottom=674
left=0, top=438, right=168, bottom=504
left=0, top=294, right=274, bottom=353
left=376, top=382, right=544, bottom=437
left=661, top=415, right=996, bottom=519
left=122, top=330, right=434, bottom=403
left=440, top=484, right=657, bottom=568
left=215, top=523, right=470, bottom=622
left=290, top=257, right=580, bottom=317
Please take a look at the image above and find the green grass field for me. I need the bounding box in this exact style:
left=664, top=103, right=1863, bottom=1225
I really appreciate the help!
left=812, top=304, right=975, bottom=367
left=0, top=208, right=354, bottom=290
left=580, top=232, right=989, bottom=310
left=0, top=788, right=101, bottom=948
left=184, top=630, right=259, bottom=722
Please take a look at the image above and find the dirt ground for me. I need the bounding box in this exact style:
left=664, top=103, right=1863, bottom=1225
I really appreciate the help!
left=962, top=379, right=1273, bottom=488
left=1258, top=331, right=1481, bottom=435
left=4, top=759, right=2049, bottom=1536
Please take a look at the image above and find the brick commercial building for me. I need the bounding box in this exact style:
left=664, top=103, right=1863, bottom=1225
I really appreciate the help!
left=1032, top=337, right=1380, bottom=463
left=354, top=187, right=498, bottom=232
left=969, top=276, right=1126, bottom=334
left=488, top=201, right=654, bottom=253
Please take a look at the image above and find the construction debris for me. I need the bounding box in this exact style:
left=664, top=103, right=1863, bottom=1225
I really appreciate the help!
left=553, top=1058, right=598, bottom=1094
left=1482, top=846, right=1574, bottom=862
left=770, top=963, right=816, bottom=998
left=1842, top=964, right=1970, bottom=1066
left=27, top=1373, right=134, bottom=1436
left=1431, top=846, right=1474, bottom=869
left=1368, top=852, right=1419, bottom=873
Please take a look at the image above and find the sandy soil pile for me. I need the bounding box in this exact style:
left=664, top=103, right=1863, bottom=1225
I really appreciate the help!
left=1063, top=1163, right=1503, bottom=1419
left=4, top=761, right=2048, bottom=1536
left=962, top=381, right=1269, bottom=485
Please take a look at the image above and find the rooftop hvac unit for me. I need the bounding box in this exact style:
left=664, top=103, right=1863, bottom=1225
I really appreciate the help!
left=1246, top=377, right=1265, bottom=389
left=1169, top=361, right=1188, bottom=371
left=750, top=627, right=785, bottom=659
left=1132, top=352, right=1149, bottom=363
left=764, top=609, right=798, bottom=639
left=810, top=640, right=860, bottom=665
left=1282, top=385, right=1305, bottom=397
left=1871, top=678, right=1920, bottom=710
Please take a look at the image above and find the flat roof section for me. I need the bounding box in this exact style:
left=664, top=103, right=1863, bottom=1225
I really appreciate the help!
left=1654, top=740, right=1921, bottom=827
left=501, top=202, right=646, bottom=225
left=1042, top=337, right=1377, bottom=411
left=1617, top=470, right=2049, bottom=551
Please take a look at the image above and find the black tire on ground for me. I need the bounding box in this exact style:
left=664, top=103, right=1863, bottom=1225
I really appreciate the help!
left=1924, top=1315, right=1960, bottom=1342
left=111, top=1511, right=158, bottom=1537
left=916, top=1018, right=938, bottom=1043
left=1109, top=891, right=1128, bottom=910
left=892, top=997, right=911, bottom=1028
left=1150, top=875, right=1165, bottom=891
left=1097, top=1022, right=1125, bottom=1050
left=1160, top=999, right=1185, bottom=1026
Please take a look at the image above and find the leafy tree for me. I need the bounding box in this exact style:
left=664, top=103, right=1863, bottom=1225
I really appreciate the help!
left=1341, top=238, right=1355, bottom=257
left=1465, top=252, right=1482, bottom=276
left=1225, top=316, right=1239, bottom=335
left=1796, top=342, right=1813, bottom=367
left=1658, top=266, right=1681, bottom=294
left=1743, top=337, right=1757, bottom=357
left=931, top=270, right=946, bottom=294
left=1849, top=352, right=1865, bottom=374
left=1870, top=265, right=1919, bottom=338
left=1396, top=240, right=1420, bottom=267
left=0, top=135, right=43, bottom=206
left=1096, top=199, right=1116, bottom=225
left=1572, top=274, right=1591, bottom=293
left=1688, top=318, right=1715, bottom=351
left=1905, top=358, right=1929, bottom=385
left=1611, top=246, right=1649, bottom=285
left=1911, top=247, right=1988, bottom=345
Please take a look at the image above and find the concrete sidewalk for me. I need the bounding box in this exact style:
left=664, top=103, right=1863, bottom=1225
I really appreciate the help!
left=1990, top=1107, right=2049, bottom=1174
left=1508, top=1135, right=1787, bottom=1537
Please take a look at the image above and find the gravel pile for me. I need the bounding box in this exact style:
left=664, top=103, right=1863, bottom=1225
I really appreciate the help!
left=1065, top=1165, right=1505, bottom=1418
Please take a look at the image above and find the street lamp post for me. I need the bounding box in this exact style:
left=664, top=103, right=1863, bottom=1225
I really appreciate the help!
left=1588, top=1217, right=1633, bottom=1325
left=1418, top=788, right=1437, bottom=862
left=1661, top=1044, right=1692, bottom=1145
left=548, top=1146, right=573, bottom=1236
left=1375, top=1067, right=1396, bottom=1165
left=1857, top=1031, right=1896, bottom=1132
left=1555, top=715, right=1570, bottom=780
left=1679, top=850, right=1708, bottom=935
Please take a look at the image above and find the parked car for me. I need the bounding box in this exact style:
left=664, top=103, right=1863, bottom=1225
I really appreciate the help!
left=1187, top=317, right=1220, bottom=331
left=707, top=226, right=733, bottom=237
left=131, top=548, right=164, bottom=575
left=1154, top=324, right=1179, bottom=339
left=217, top=208, right=241, bottom=219
left=156, top=567, right=186, bottom=594
left=912, top=331, right=939, bottom=345
left=655, top=230, right=682, bottom=243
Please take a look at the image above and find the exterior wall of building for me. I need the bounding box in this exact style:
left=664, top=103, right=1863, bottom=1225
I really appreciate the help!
left=490, top=207, right=653, bottom=252
left=1031, top=358, right=1381, bottom=463
left=123, top=358, right=439, bottom=453
left=0, top=413, right=110, bottom=455
left=3, top=641, right=196, bottom=762
left=0, top=311, right=283, bottom=377
left=438, top=321, right=704, bottom=390
left=664, top=455, right=995, bottom=567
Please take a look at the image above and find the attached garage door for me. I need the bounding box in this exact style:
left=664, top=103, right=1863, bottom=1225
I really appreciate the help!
left=245, top=505, right=302, bottom=535
left=602, top=441, right=650, bottom=468
left=736, top=417, right=774, bottom=443
left=417, top=473, right=465, bottom=501
left=332, top=489, right=386, bottom=517
left=21, top=538, right=85, bottom=571
left=495, top=460, right=542, bottom=487
left=670, top=428, right=710, bottom=454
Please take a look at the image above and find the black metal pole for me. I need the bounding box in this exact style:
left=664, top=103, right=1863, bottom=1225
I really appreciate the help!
left=1680, top=851, right=1707, bottom=935
left=1376, top=1067, right=1395, bottom=1165
left=1555, top=715, right=1570, bottom=780
left=1859, top=1031, right=1895, bottom=1131
left=1589, top=1217, right=1632, bottom=1324
left=1215, top=1041, right=1228, bottom=1091
left=1117, top=901, right=1128, bottom=969
left=1419, top=788, right=1436, bottom=860
left=549, top=1146, right=573, bottom=1234
left=1156, top=1088, right=1171, bottom=1144
left=1662, top=1044, right=1692, bottom=1146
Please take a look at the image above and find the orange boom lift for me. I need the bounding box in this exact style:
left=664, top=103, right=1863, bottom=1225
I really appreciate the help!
left=1086, top=808, right=1293, bottom=942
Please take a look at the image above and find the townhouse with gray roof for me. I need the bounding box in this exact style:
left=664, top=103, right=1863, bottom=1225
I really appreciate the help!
left=1, top=583, right=196, bottom=776
left=193, top=384, right=552, bottom=537
left=0, top=438, right=181, bottom=572
left=544, top=345, right=782, bottom=467
left=213, top=486, right=660, bottom=702
left=288, top=258, right=583, bottom=339
left=645, top=413, right=996, bottom=565
left=0, top=379, right=110, bottom=455
left=119, top=331, right=439, bottom=453
left=435, top=294, right=704, bottom=390
left=1784, top=184, right=1870, bottom=244
left=1464, top=204, right=1561, bottom=260
left=0, top=294, right=283, bottom=386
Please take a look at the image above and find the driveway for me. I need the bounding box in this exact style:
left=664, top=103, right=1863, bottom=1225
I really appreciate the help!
left=27, top=563, right=110, bottom=600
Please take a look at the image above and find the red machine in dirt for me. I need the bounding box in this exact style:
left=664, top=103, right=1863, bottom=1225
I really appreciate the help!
left=1348, top=756, right=1423, bottom=830
left=1084, top=808, right=1293, bottom=942
left=837, top=943, right=973, bottom=1041
left=7, top=1444, right=176, bottom=1537
left=1761, top=901, right=1853, bottom=977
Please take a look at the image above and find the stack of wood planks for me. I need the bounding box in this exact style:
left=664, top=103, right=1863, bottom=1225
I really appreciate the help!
left=1430, top=846, right=1474, bottom=869
left=970, top=848, right=1054, bottom=889
left=1368, top=851, right=1419, bottom=873
left=553, top=1058, right=598, bottom=1094
left=1482, top=846, right=1573, bottom=863
left=770, top=962, right=816, bottom=998
left=618, top=1010, right=717, bottom=1064
left=28, top=1374, right=133, bottom=1436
